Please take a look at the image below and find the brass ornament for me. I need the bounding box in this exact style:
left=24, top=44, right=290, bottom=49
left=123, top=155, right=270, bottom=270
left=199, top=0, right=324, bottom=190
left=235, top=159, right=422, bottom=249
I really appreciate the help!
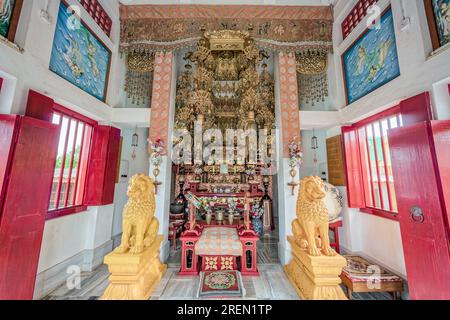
left=296, top=50, right=328, bottom=75
left=125, top=52, right=154, bottom=106
left=296, top=50, right=329, bottom=106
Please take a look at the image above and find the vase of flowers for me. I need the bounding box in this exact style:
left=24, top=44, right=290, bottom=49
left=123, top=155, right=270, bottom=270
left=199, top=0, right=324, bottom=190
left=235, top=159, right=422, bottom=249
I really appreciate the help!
left=149, top=138, right=165, bottom=181
left=288, top=138, right=303, bottom=195
left=228, top=199, right=238, bottom=225
left=250, top=203, right=264, bottom=236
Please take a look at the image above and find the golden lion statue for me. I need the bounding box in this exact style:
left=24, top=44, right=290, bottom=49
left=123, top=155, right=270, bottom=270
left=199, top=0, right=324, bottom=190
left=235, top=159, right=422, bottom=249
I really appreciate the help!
left=292, top=176, right=337, bottom=257
left=116, top=174, right=159, bottom=255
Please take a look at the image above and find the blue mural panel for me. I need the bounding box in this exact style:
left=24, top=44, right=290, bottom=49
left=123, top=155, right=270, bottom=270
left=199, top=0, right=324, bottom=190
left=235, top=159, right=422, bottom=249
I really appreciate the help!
left=49, top=1, right=111, bottom=101
left=0, top=0, right=15, bottom=38
left=343, top=8, right=400, bottom=105
left=432, top=0, right=450, bottom=47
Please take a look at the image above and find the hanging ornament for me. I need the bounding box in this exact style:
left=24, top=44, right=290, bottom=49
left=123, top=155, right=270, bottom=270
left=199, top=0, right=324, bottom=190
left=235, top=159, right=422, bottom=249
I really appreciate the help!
left=125, top=51, right=155, bottom=106
left=296, top=50, right=329, bottom=106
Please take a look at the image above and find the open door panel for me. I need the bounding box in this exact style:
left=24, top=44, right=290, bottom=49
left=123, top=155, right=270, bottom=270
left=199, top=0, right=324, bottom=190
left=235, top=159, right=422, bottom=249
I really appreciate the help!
left=0, top=117, right=59, bottom=300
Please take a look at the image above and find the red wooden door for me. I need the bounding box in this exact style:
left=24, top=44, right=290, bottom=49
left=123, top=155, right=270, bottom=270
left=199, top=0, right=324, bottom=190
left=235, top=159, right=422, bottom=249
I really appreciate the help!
left=0, top=116, right=19, bottom=210
left=388, top=122, right=450, bottom=300
left=0, top=117, right=59, bottom=300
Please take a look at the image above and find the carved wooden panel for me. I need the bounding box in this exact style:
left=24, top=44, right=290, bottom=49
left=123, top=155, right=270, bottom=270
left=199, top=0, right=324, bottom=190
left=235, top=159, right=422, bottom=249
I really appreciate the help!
left=149, top=52, right=174, bottom=153
left=278, top=52, right=301, bottom=157
left=327, top=135, right=346, bottom=186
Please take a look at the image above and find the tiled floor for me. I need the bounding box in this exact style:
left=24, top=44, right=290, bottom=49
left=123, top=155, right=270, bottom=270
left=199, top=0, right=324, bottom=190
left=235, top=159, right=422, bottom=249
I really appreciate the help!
left=43, top=262, right=393, bottom=300
left=43, top=226, right=393, bottom=300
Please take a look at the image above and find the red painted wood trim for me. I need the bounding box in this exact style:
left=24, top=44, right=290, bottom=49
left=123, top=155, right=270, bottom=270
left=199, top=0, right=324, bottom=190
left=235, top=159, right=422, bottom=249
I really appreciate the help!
left=84, top=125, right=111, bottom=206
left=53, top=103, right=98, bottom=126
left=364, top=126, right=377, bottom=207
left=0, top=78, right=3, bottom=92
left=399, top=92, right=433, bottom=126
left=46, top=205, right=88, bottom=221
left=0, top=116, right=59, bottom=300
left=25, top=90, right=55, bottom=123
left=430, top=121, right=450, bottom=236
left=360, top=207, right=398, bottom=221
left=55, top=118, right=72, bottom=209
left=0, top=115, right=19, bottom=215
left=380, top=122, right=394, bottom=212
left=71, top=125, right=86, bottom=206
left=371, top=123, right=385, bottom=210
left=78, top=0, right=113, bottom=37
left=102, top=127, right=121, bottom=204
left=63, top=120, right=79, bottom=207
left=341, top=0, right=379, bottom=39
left=342, top=126, right=365, bottom=208
left=354, top=105, right=401, bottom=127
left=357, top=127, right=374, bottom=207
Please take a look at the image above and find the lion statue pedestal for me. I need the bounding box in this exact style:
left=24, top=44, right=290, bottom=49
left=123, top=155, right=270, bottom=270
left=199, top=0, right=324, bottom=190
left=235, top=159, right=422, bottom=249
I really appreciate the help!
left=101, top=235, right=167, bottom=300
left=284, top=176, right=347, bottom=300
left=101, top=174, right=167, bottom=300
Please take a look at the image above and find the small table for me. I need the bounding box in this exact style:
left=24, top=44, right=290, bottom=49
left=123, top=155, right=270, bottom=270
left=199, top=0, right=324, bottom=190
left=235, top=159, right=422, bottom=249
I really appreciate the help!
left=340, top=255, right=404, bottom=300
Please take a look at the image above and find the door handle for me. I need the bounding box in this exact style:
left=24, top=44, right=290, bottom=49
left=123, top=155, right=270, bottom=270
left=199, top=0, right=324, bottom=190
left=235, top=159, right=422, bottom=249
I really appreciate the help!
left=410, top=206, right=425, bottom=223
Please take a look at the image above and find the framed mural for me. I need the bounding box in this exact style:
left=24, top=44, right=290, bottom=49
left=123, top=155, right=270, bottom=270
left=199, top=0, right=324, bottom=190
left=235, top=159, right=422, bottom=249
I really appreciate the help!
left=342, top=7, right=400, bottom=105
left=49, top=1, right=111, bottom=101
left=424, top=0, right=450, bottom=50
left=0, top=0, right=23, bottom=41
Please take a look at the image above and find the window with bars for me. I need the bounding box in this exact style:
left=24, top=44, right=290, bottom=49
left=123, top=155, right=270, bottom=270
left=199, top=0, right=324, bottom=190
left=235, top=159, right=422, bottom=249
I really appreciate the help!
left=48, top=110, right=93, bottom=212
left=341, top=0, right=379, bottom=40
left=78, top=0, right=112, bottom=37
left=357, top=114, right=402, bottom=215
left=344, top=106, right=403, bottom=220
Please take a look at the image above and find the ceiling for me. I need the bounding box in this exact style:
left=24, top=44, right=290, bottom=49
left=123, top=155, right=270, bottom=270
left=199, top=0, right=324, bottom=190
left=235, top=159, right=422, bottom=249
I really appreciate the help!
left=119, top=0, right=335, bottom=6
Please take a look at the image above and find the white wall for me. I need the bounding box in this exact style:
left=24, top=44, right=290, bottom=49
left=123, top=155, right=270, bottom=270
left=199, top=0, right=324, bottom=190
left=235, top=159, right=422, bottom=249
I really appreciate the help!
left=327, top=0, right=450, bottom=279
left=112, top=128, right=150, bottom=242
left=300, top=130, right=328, bottom=180
left=35, top=205, right=115, bottom=299
left=0, top=0, right=151, bottom=299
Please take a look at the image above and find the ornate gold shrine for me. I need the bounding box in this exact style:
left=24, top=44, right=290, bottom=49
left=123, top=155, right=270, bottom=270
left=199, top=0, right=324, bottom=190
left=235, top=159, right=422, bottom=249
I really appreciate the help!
left=175, top=30, right=275, bottom=138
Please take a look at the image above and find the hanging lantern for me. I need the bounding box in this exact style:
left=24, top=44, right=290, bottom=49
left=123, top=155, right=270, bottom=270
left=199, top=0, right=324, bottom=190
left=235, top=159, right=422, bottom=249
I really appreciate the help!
left=311, top=130, right=319, bottom=150
left=132, top=131, right=139, bottom=148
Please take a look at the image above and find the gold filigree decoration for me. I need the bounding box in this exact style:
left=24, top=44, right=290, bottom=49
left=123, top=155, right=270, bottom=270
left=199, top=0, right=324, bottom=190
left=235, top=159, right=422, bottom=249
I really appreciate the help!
left=175, top=30, right=275, bottom=143
left=296, top=51, right=329, bottom=106
left=205, top=30, right=249, bottom=51
left=296, top=51, right=328, bottom=75
left=125, top=52, right=154, bottom=106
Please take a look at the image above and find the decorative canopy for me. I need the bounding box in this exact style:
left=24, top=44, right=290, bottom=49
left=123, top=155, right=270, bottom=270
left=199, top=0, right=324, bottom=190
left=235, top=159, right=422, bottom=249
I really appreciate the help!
left=119, top=4, right=334, bottom=53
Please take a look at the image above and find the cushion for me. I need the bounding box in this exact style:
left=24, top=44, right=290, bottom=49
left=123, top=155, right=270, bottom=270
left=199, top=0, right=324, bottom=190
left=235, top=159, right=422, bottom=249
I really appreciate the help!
left=195, top=227, right=243, bottom=256
left=342, top=255, right=403, bottom=283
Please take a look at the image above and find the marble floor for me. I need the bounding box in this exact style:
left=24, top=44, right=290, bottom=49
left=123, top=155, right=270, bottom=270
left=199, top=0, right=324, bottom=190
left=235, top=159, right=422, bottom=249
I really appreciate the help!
left=43, top=233, right=393, bottom=301
left=43, top=262, right=393, bottom=301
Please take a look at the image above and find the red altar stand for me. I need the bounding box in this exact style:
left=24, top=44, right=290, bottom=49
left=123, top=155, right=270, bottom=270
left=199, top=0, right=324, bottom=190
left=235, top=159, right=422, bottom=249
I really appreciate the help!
left=179, top=222, right=203, bottom=276
left=329, top=219, right=343, bottom=254
left=238, top=226, right=259, bottom=276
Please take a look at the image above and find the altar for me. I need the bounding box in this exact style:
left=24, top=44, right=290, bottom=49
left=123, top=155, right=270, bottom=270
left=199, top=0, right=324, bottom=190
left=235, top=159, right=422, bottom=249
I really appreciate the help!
left=179, top=193, right=260, bottom=276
